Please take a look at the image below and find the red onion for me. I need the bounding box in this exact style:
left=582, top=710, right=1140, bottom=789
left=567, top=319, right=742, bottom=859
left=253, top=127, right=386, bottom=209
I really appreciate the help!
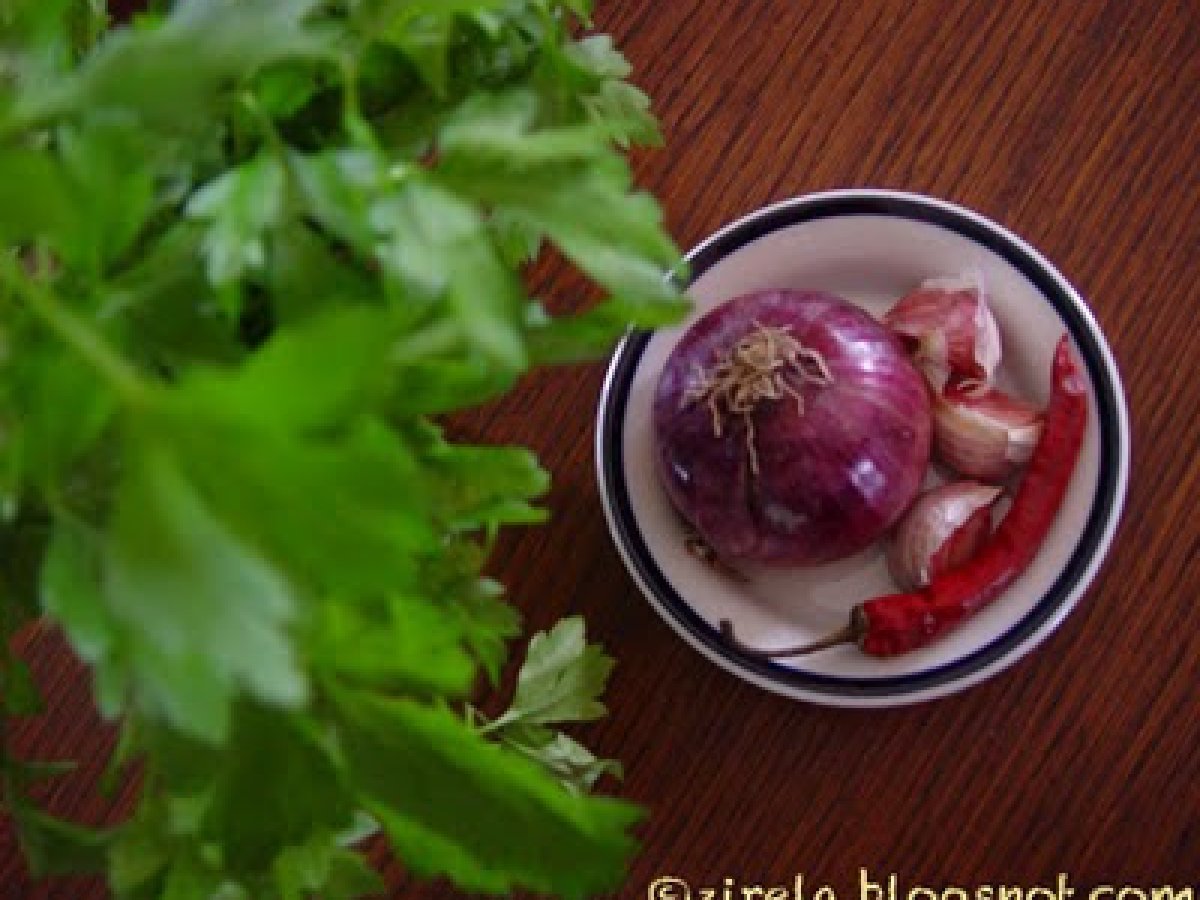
left=653, top=290, right=933, bottom=566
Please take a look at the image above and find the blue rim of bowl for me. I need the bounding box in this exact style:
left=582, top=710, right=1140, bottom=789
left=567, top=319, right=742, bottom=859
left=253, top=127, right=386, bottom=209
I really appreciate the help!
left=596, top=189, right=1129, bottom=701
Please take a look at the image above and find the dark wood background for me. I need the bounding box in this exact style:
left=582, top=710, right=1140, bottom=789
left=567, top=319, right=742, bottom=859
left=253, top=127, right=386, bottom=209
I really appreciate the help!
left=3, top=0, right=1198, bottom=897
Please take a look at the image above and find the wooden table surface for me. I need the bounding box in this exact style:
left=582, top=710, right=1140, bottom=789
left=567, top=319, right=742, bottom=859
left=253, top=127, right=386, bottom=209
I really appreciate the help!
left=4, top=1, right=1198, bottom=897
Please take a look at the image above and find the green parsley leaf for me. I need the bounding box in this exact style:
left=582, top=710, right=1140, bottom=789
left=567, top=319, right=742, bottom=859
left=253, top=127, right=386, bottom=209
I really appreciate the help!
left=439, top=89, right=609, bottom=166
left=585, top=79, right=663, bottom=147
left=181, top=306, right=395, bottom=430
left=289, top=150, right=378, bottom=254
left=40, top=520, right=121, bottom=695
left=452, top=577, right=521, bottom=685
left=97, top=444, right=304, bottom=740
left=491, top=617, right=615, bottom=729
left=11, top=803, right=112, bottom=877
left=501, top=723, right=624, bottom=794
left=201, top=704, right=354, bottom=874
left=332, top=687, right=642, bottom=899
left=423, top=439, right=550, bottom=530
left=273, top=833, right=385, bottom=900
left=57, top=113, right=157, bottom=268
left=310, top=592, right=478, bottom=698
left=161, top=857, right=222, bottom=900
left=9, top=0, right=329, bottom=133
left=0, top=654, right=42, bottom=716
left=266, top=223, right=377, bottom=326
left=559, top=0, right=596, bottom=20
left=324, top=848, right=388, bottom=900
left=252, top=61, right=321, bottom=120
left=108, top=799, right=173, bottom=898
left=380, top=11, right=454, bottom=96
left=106, top=225, right=241, bottom=372
left=187, top=154, right=287, bottom=288
left=437, top=106, right=680, bottom=309
left=9, top=339, right=117, bottom=490
left=566, top=34, right=633, bottom=82
left=0, top=149, right=79, bottom=253
left=479, top=618, right=625, bottom=795
left=525, top=292, right=690, bottom=365
left=374, top=177, right=528, bottom=369
left=166, top=408, right=435, bottom=598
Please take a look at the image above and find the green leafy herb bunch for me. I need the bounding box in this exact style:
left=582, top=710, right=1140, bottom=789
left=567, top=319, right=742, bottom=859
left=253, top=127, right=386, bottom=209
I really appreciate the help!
left=0, top=0, right=684, bottom=896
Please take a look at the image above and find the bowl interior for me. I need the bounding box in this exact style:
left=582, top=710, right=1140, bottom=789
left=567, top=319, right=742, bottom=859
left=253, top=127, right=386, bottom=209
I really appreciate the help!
left=602, top=194, right=1127, bottom=703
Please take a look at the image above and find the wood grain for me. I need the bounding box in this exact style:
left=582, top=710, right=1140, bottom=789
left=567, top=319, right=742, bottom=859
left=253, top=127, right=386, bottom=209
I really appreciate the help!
left=4, top=0, right=1198, bottom=897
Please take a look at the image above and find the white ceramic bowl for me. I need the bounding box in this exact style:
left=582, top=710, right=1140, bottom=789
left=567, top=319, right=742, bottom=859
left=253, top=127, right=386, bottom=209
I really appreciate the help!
left=595, top=189, right=1130, bottom=707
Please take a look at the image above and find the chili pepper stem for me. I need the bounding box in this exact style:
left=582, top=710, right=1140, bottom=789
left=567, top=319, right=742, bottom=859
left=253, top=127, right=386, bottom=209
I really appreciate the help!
left=719, top=613, right=864, bottom=659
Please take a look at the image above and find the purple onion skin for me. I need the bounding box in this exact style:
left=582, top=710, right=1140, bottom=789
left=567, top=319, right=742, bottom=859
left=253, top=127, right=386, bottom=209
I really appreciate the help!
left=654, top=290, right=932, bottom=566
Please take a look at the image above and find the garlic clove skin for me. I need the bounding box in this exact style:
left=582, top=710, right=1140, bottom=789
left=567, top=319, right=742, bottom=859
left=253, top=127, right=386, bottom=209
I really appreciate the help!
left=883, top=271, right=1002, bottom=391
left=888, top=481, right=1003, bottom=590
left=933, top=383, right=1044, bottom=480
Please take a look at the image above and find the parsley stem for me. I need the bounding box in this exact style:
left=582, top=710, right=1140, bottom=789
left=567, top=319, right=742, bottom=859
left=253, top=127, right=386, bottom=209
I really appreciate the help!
left=4, top=262, right=149, bottom=406
left=476, top=715, right=506, bottom=735
left=392, top=320, right=462, bottom=360
left=338, top=55, right=378, bottom=152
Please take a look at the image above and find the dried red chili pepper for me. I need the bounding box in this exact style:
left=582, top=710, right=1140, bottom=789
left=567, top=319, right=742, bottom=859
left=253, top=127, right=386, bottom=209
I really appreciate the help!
left=721, top=334, right=1089, bottom=659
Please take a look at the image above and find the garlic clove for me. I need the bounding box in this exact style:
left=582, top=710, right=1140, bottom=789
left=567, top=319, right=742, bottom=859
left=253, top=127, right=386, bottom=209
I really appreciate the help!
left=888, top=481, right=1003, bottom=590
left=883, top=271, right=1002, bottom=391
left=933, top=383, right=1044, bottom=480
